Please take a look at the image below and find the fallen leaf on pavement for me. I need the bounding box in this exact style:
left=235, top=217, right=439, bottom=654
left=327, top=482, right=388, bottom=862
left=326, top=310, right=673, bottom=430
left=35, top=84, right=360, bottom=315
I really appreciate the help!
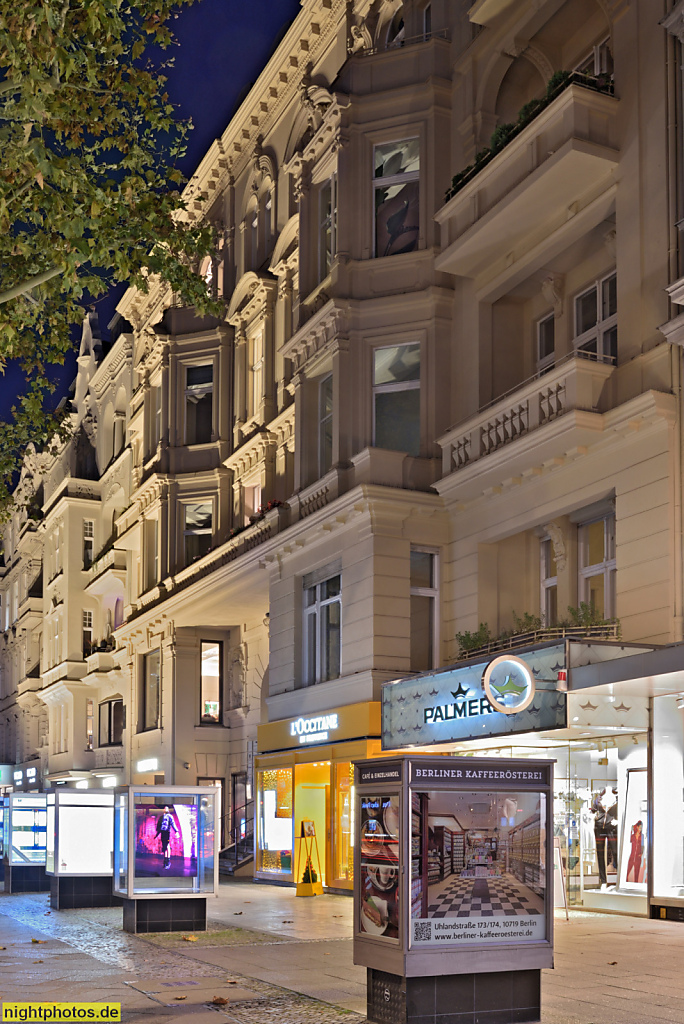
left=0, top=947, right=6, bottom=950
left=173, top=996, right=187, bottom=1001
left=211, top=997, right=229, bottom=1005
left=32, top=960, right=44, bottom=964
left=227, top=981, right=237, bottom=985
left=282, top=919, right=293, bottom=923
left=332, top=915, right=343, bottom=918
left=182, top=935, right=198, bottom=942
left=233, top=911, right=243, bottom=915
left=608, top=961, right=618, bottom=965
left=31, top=939, right=47, bottom=944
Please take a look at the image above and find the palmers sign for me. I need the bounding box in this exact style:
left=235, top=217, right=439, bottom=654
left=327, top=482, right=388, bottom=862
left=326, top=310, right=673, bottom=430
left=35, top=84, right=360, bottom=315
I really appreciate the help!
left=382, top=645, right=567, bottom=749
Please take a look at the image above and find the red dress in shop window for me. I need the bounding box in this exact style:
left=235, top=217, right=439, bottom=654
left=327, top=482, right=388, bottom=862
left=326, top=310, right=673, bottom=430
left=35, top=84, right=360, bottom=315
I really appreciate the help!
left=626, top=822, right=644, bottom=883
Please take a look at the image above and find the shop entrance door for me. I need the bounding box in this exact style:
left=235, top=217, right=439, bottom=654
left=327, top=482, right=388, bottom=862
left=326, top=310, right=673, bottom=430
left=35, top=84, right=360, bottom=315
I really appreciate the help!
left=294, top=761, right=330, bottom=887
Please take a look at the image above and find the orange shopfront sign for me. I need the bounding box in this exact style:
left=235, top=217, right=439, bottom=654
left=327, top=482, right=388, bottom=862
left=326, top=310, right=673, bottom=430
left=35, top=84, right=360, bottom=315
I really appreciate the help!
left=258, top=701, right=381, bottom=754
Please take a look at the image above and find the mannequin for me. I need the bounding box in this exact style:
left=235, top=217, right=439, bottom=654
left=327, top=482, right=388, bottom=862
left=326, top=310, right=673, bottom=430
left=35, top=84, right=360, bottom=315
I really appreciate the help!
left=592, top=787, right=618, bottom=888
left=577, top=788, right=596, bottom=871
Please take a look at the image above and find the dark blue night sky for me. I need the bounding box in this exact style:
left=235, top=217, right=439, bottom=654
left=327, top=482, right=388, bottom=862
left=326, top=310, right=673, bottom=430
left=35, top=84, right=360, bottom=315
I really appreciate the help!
left=2, top=0, right=301, bottom=419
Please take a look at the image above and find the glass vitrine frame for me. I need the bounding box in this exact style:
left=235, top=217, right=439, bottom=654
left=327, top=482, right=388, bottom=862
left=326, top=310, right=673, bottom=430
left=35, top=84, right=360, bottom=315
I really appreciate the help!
left=46, top=790, right=114, bottom=876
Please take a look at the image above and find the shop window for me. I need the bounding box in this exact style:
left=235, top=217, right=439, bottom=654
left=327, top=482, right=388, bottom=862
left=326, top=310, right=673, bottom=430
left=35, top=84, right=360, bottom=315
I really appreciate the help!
left=185, top=364, right=213, bottom=445
left=303, top=572, right=341, bottom=685
left=410, top=549, right=437, bottom=672
left=334, top=761, right=354, bottom=885
left=257, top=767, right=293, bottom=875
left=318, top=176, right=337, bottom=282
left=373, top=342, right=420, bottom=456
left=537, top=313, right=555, bottom=373
left=319, top=374, right=333, bottom=477
left=99, top=698, right=124, bottom=746
left=578, top=515, right=616, bottom=618
left=200, top=640, right=222, bottom=725
left=83, top=519, right=94, bottom=570
left=574, top=272, right=617, bottom=364
left=652, top=695, right=684, bottom=900
left=374, top=138, right=419, bottom=257
left=183, top=501, right=213, bottom=565
left=82, top=610, right=94, bottom=658
left=85, top=698, right=94, bottom=751
left=141, top=649, right=160, bottom=731
left=540, top=538, right=558, bottom=626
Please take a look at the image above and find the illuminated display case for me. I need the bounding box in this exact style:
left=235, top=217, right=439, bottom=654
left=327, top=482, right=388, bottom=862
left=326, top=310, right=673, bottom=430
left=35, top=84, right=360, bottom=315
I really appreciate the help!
left=354, top=756, right=553, bottom=1024
left=4, top=793, right=47, bottom=866
left=46, top=791, right=114, bottom=876
left=113, top=785, right=218, bottom=898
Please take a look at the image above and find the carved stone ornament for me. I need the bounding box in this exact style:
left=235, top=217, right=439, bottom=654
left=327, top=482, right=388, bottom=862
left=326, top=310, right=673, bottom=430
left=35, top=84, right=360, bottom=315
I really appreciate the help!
left=604, top=227, right=617, bottom=261
left=543, top=521, right=567, bottom=573
left=541, top=274, right=564, bottom=316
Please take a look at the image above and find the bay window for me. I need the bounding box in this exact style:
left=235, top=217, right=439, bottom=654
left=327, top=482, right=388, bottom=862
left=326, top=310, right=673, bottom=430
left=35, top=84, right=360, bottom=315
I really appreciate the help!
left=373, top=342, right=421, bottom=455
left=185, top=364, right=213, bottom=445
left=183, top=501, right=213, bottom=565
left=373, top=138, right=419, bottom=257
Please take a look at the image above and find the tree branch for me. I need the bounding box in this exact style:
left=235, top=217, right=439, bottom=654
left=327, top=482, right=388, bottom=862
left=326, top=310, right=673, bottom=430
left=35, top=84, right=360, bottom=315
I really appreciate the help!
left=0, top=266, right=65, bottom=304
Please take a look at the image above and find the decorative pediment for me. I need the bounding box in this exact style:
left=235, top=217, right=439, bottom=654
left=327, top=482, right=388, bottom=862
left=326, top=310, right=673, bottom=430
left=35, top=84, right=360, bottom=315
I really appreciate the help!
left=226, top=270, right=278, bottom=327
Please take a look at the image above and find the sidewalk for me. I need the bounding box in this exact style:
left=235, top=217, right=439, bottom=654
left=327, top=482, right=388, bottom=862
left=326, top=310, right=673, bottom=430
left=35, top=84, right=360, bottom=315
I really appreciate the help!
left=0, top=880, right=683, bottom=1023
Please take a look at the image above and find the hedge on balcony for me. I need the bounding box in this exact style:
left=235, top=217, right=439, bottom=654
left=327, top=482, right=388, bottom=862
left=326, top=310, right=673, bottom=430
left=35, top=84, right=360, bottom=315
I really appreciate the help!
left=455, top=605, right=620, bottom=659
left=445, top=70, right=614, bottom=202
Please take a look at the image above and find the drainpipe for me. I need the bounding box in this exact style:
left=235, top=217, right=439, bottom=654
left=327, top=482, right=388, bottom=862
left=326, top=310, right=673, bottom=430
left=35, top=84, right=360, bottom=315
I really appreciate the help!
left=666, top=14, right=684, bottom=640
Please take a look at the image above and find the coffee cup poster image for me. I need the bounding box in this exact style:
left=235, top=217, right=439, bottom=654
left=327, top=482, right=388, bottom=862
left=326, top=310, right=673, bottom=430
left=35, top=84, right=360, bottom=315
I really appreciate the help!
left=410, top=789, right=546, bottom=948
left=134, top=803, right=198, bottom=877
left=359, top=795, right=400, bottom=940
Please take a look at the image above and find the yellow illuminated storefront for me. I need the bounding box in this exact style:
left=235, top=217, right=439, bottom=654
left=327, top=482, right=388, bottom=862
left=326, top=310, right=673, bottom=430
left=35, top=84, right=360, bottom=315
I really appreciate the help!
left=255, top=702, right=382, bottom=891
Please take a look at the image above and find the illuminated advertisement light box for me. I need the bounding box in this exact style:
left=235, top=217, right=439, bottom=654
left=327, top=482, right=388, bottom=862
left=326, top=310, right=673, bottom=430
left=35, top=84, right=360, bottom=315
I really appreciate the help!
left=382, top=646, right=567, bottom=750
left=353, top=755, right=554, bottom=981
left=46, top=791, right=114, bottom=876
left=113, top=785, right=218, bottom=899
left=3, top=793, right=48, bottom=866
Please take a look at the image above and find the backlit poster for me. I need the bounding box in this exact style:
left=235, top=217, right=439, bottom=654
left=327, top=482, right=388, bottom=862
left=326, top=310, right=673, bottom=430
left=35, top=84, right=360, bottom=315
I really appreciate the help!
left=134, top=802, right=198, bottom=877
left=618, top=768, right=647, bottom=891
left=410, top=789, right=546, bottom=947
left=359, top=794, right=400, bottom=940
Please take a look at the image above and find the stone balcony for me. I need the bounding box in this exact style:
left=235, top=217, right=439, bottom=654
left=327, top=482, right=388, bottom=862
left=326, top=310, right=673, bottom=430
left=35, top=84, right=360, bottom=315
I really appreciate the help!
left=85, top=547, right=126, bottom=598
left=435, top=81, right=619, bottom=299
left=437, top=354, right=615, bottom=500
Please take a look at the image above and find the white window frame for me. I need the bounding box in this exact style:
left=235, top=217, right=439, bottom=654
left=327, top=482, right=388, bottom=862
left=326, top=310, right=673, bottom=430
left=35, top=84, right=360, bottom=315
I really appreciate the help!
left=143, top=517, right=159, bottom=590
left=578, top=515, right=616, bottom=618
left=82, top=610, right=94, bottom=658
left=318, top=373, right=334, bottom=477
left=573, top=271, right=617, bottom=364
left=318, top=174, right=337, bottom=282
left=249, top=331, right=264, bottom=420
left=243, top=480, right=262, bottom=526
left=184, top=361, right=215, bottom=445
left=373, top=138, right=420, bottom=258
left=537, top=312, right=555, bottom=373
left=372, top=341, right=421, bottom=454
left=574, top=37, right=613, bottom=78
left=98, top=697, right=123, bottom=747
left=303, top=573, right=342, bottom=686
left=142, top=649, right=161, bottom=732
left=540, top=538, right=558, bottom=626
left=410, top=547, right=439, bottom=672
left=182, top=499, right=214, bottom=566
left=83, top=519, right=94, bottom=570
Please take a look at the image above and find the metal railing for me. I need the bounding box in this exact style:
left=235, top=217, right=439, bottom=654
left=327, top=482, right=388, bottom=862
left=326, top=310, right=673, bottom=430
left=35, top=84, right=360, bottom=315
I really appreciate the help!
left=219, top=799, right=255, bottom=871
left=356, top=27, right=449, bottom=58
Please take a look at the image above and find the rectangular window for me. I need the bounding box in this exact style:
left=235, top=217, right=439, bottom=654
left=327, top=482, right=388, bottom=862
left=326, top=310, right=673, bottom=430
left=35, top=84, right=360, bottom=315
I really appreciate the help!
left=578, top=515, right=616, bottom=619
left=86, top=698, right=94, bottom=751
left=318, top=176, right=337, bottom=282
left=303, top=574, right=341, bottom=685
left=374, top=138, right=420, bottom=258
left=82, top=610, right=93, bottom=658
left=249, top=332, right=264, bottom=419
left=319, top=374, right=333, bottom=477
left=83, top=520, right=94, bottom=570
left=540, top=539, right=558, bottom=626
left=185, top=364, right=214, bottom=445
left=373, top=342, right=421, bottom=455
left=575, top=37, right=613, bottom=79
left=183, top=501, right=213, bottom=565
left=144, top=518, right=159, bottom=590
left=537, top=314, right=555, bottom=373
left=423, top=3, right=432, bottom=39
left=410, top=549, right=437, bottom=672
left=243, top=483, right=262, bottom=526
left=99, top=698, right=124, bottom=746
left=574, top=272, right=617, bottom=364
left=150, top=384, right=162, bottom=451
left=142, top=650, right=161, bottom=731
left=200, top=640, right=222, bottom=724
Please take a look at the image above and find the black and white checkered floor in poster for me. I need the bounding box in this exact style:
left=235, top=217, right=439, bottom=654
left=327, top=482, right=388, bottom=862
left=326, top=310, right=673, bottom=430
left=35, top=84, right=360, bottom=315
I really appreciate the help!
left=426, top=873, right=544, bottom=918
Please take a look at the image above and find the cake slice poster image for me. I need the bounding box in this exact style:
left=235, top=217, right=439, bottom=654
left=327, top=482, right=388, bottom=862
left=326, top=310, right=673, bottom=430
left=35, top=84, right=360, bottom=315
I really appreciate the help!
left=359, top=794, right=400, bottom=940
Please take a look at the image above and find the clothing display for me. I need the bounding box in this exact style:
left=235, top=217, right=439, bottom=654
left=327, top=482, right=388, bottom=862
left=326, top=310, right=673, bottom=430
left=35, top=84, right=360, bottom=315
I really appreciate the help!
left=626, top=821, right=645, bottom=884
left=592, top=789, right=618, bottom=887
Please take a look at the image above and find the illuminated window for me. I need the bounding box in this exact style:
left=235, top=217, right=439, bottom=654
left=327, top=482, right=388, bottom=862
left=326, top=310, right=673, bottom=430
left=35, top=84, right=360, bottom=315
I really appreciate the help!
left=200, top=640, right=222, bottom=725
left=99, top=698, right=123, bottom=746
left=142, top=650, right=160, bottom=731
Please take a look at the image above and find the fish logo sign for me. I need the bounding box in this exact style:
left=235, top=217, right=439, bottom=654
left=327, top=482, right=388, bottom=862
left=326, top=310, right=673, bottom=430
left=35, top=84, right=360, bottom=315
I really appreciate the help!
left=482, top=655, right=535, bottom=714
